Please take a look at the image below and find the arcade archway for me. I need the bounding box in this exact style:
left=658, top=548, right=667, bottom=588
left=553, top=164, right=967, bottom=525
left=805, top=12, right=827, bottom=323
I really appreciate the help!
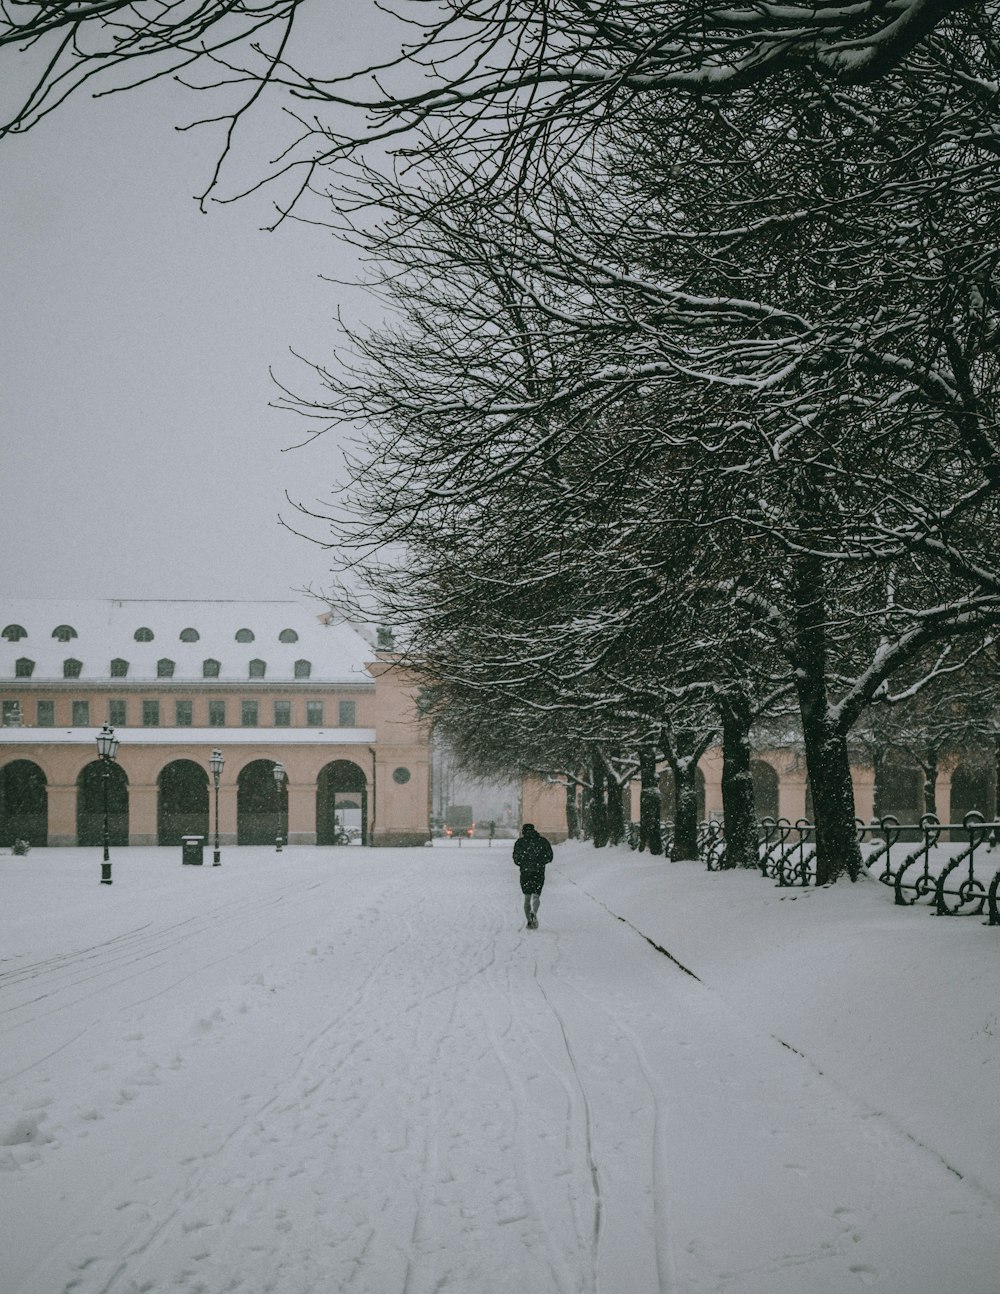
left=158, top=760, right=209, bottom=846
left=874, top=758, right=922, bottom=823
left=237, top=759, right=288, bottom=845
left=950, top=762, right=992, bottom=826
left=317, top=760, right=368, bottom=845
left=0, top=760, right=48, bottom=847
left=77, top=760, right=129, bottom=847
left=750, top=760, right=780, bottom=821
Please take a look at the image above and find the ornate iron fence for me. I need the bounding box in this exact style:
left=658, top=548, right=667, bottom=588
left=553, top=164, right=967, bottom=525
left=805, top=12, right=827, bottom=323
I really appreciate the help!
left=756, top=817, right=817, bottom=886
left=685, top=811, right=1000, bottom=926
left=859, top=811, right=1000, bottom=922
left=699, top=819, right=726, bottom=870
left=631, top=810, right=1000, bottom=927
left=624, top=819, right=674, bottom=854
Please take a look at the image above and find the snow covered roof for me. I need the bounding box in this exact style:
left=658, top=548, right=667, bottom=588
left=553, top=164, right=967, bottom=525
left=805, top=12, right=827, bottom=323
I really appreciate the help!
left=0, top=600, right=376, bottom=685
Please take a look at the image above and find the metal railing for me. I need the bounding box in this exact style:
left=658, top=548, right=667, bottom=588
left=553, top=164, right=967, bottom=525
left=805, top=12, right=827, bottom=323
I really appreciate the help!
left=616, top=810, right=1000, bottom=928
left=757, top=817, right=817, bottom=887
left=858, top=811, right=1000, bottom=921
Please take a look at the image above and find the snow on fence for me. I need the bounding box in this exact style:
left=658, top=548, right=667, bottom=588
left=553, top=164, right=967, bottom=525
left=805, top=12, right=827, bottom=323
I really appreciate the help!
left=629, top=812, right=1000, bottom=927
left=860, top=812, right=1000, bottom=920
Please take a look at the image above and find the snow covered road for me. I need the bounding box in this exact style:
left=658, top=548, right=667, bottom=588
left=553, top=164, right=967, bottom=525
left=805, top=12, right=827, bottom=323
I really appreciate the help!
left=2, top=846, right=997, bottom=1293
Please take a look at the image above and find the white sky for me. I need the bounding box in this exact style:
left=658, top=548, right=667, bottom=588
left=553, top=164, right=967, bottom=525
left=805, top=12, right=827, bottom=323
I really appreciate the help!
left=1, top=26, right=387, bottom=603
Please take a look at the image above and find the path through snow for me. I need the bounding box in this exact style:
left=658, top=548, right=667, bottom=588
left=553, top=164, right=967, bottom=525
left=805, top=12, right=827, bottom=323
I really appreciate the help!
left=1, top=846, right=996, bottom=1293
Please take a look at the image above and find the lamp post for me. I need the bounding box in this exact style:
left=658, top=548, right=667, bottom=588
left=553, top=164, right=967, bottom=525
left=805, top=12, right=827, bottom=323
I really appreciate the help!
left=209, top=748, right=224, bottom=866
left=95, top=724, right=119, bottom=885
left=273, top=762, right=285, bottom=852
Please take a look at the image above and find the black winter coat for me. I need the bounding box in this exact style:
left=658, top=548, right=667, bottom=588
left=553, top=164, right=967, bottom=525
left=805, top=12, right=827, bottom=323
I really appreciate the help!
left=513, top=832, right=553, bottom=893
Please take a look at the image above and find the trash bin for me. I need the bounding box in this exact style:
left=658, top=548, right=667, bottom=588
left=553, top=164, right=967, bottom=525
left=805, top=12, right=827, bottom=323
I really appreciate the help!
left=181, top=835, right=205, bottom=866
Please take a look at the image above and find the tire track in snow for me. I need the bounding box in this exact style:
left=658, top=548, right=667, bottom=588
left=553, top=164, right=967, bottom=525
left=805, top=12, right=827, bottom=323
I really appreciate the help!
left=530, top=950, right=604, bottom=1289
left=546, top=957, right=678, bottom=1294
left=510, top=869, right=682, bottom=1294
left=9, top=854, right=679, bottom=1294
left=480, top=942, right=592, bottom=1294
left=75, top=868, right=516, bottom=1294
left=0, top=885, right=331, bottom=1021
left=9, top=869, right=424, bottom=1294
left=556, top=862, right=1000, bottom=1222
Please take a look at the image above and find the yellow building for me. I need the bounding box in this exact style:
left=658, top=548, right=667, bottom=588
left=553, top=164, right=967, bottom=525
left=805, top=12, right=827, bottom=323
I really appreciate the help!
left=0, top=600, right=430, bottom=848
left=522, top=744, right=988, bottom=842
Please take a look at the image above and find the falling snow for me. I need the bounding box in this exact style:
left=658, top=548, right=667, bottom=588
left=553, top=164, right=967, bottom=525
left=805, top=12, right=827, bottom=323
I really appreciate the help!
left=1, top=841, right=997, bottom=1294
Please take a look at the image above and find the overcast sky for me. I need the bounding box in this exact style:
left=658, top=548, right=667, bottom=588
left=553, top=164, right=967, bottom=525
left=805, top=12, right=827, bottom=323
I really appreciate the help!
left=1, top=33, right=384, bottom=606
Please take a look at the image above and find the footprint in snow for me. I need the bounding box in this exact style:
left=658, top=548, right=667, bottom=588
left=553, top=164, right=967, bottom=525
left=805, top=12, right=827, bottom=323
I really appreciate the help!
left=0, top=1114, right=55, bottom=1147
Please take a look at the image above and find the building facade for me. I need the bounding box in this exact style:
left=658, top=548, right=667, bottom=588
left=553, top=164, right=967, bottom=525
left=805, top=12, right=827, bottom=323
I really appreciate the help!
left=0, top=600, right=430, bottom=848
left=522, top=743, right=994, bottom=843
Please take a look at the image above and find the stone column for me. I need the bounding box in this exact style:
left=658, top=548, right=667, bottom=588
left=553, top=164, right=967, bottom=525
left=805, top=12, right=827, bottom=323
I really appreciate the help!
left=217, top=784, right=238, bottom=846
left=851, top=767, right=876, bottom=825
left=778, top=776, right=809, bottom=825
left=128, top=782, right=158, bottom=847
left=701, top=748, right=724, bottom=820
left=47, top=782, right=78, bottom=847
left=287, top=781, right=316, bottom=846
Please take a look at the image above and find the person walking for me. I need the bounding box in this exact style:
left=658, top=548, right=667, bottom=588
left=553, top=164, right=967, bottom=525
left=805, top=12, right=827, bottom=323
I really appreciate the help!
left=513, top=823, right=553, bottom=929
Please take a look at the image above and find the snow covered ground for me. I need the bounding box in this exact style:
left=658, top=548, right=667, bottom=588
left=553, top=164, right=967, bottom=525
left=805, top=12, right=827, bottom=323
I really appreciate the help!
left=1, top=840, right=997, bottom=1294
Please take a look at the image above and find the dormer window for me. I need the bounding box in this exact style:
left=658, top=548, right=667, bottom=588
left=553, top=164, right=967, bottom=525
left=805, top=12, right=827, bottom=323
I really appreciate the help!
left=2, top=625, right=27, bottom=642
left=134, top=627, right=154, bottom=642
left=249, top=658, right=266, bottom=679
left=180, top=627, right=200, bottom=642
left=278, top=628, right=298, bottom=643
left=235, top=628, right=255, bottom=643
left=64, top=658, right=83, bottom=678
left=53, top=625, right=77, bottom=643
left=203, top=658, right=221, bottom=678
left=15, top=658, right=34, bottom=678
left=294, top=659, right=312, bottom=679
left=111, top=658, right=129, bottom=678
left=157, top=658, right=175, bottom=678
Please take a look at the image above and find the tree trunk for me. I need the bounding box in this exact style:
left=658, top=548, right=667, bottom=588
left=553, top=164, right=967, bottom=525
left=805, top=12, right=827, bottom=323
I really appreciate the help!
left=802, top=724, right=861, bottom=883
left=791, top=551, right=864, bottom=884
left=565, top=780, right=580, bottom=839
left=590, top=749, right=608, bottom=848
left=994, top=734, right=1000, bottom=822
left=872, top=743, right=887, bottom=820
left=606, top=765, right=625, bottom=845
left=670, top=730, right=700, bottom=861
left=638, top=745, right=663, bottom=855
left=922, top=744, right=938, bottom=818
left=719, top=692, right=758, bottom=869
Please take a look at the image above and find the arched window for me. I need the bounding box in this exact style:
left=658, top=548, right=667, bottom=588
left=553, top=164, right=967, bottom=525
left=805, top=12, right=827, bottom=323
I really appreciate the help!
left=294, top=659, right=312, bottom=679
left=2, top=624, right=27, bottom=642
left=180, top=627, right=200, bottom=643
left=203, top=658, right=221, bottom=678
left=235, top=628, right=255, bottom=643
left=750, top=760, right=780, bottom=821
left=134, top=627, right=154, bottom=642
left=15, top=658, right=34, bottom=678
left=110, top=658, right=129, bottom=677
left=64, top=658, right=83, bottom=678
left=157, top=658, right=175, bottom=678
left=52, top=625, right=77, bottom=642
left=950, top=763, right=993, bottom=826
left=278, top=628, right=298, bottom=643
left=248, top=658, right=266, bottom=679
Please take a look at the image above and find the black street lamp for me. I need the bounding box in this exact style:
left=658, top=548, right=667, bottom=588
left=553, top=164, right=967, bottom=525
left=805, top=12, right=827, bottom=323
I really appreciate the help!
left=210, top=747, right=224, bottom=866
left=273, top=761, right=285, bottom=852
left=96, top=724, right=119, bottom=885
